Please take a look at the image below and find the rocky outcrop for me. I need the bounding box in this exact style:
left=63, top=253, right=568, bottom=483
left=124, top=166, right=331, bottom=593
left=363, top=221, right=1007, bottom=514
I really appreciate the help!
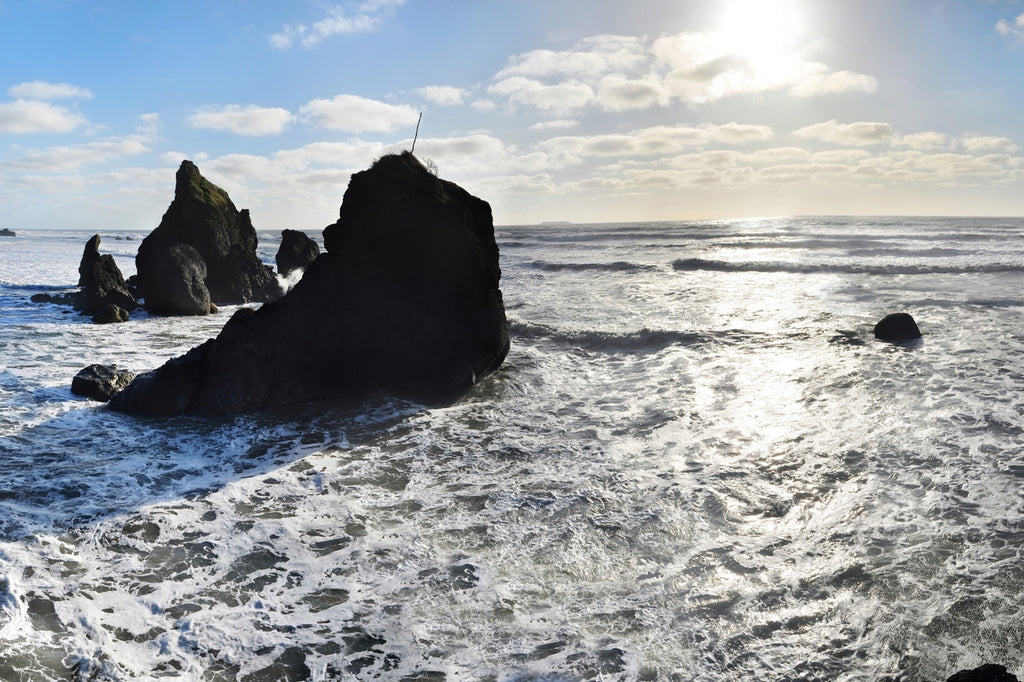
left=275, top=229, right=320, bottom=278
left=874, top=312, right=922, bottom=340
left=72, top=364, right=137, bottom=402
left=134, top=161, right=279, bottom=315
left=74, top=234, right=138, bottom=317
left=92, top=303, right=130, bottom=324
left=947, top=664, right=1019, bottom=682
left=110, top=152, right=509, bottom=415
left=0, top=228, right=15, bottom=237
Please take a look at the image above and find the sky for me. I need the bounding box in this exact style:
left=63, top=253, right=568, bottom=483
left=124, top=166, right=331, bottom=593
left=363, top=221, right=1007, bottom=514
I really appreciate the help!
left=4, top=0, right=1024, bottom=229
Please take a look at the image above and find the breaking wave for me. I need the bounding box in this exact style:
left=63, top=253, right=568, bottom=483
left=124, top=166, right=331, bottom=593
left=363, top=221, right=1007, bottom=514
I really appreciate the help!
left=672, top=257, right=1024, bottom=275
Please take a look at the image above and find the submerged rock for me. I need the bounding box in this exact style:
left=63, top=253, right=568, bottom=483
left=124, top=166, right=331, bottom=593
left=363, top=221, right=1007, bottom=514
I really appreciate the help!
left=134, top=160, right=279, bottom=315
left=72, top=364, right=137, bottom=402
left=74, top=234, right=139, bottom=317
left=110, top=152, right=509, bottom=415
left=947, top=664, right=1019, bottom=682
left=276, top=229, right=320, bottom=278
left=873, top=312, right=922, bottom=340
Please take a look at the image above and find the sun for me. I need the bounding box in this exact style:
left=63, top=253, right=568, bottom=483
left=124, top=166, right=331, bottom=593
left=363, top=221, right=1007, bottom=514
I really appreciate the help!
left=717, top=0, right=803, bottom=63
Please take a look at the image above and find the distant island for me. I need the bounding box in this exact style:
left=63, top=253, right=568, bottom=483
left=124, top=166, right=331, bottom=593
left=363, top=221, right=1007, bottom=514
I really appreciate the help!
left=0, top=228, right=16, bottom=237
left=540, top=220, right=573, bottom=226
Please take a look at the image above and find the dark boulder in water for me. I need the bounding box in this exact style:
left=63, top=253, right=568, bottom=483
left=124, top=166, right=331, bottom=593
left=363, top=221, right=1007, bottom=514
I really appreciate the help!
left=72, top=364, right=137, bottom=402
left=134, top=160, right=280, bottom=315
left=873, top=312, right=922, bottom=340
left=140, top=243, right=215, bottom=316
left=0, top=228, right=15, bottom=237
left=91, top=303, right=129, bottom=324
left=276, top=229, right=320, bottom=278
left=74, top=234, right=139, bottom=317
left=110, top=152, right=509, bottom=415
left=947, top=664, right=1019, bottom=682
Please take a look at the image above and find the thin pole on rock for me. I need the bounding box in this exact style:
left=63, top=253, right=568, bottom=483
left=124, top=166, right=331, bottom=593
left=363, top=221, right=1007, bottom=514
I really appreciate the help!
left=411, top=112, right=422, bottom=155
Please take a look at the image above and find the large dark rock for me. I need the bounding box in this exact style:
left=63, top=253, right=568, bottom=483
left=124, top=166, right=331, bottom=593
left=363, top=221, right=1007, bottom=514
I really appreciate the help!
left=874, top=312, right=922, bottom=340
left=110, top=152, right=509, bottom=415
left=74, top=234, right=138, bottom=316
left=135, top=160, right=279, bottom=315
left=72, top=364, right=137, bottom=402
left=948, top=664, right=1019, bottom=682
left=140, top=243, right=214, bottom=316
left=0, top=228, right=15, bottom=237
left=276, top=229, right=320, bottom=278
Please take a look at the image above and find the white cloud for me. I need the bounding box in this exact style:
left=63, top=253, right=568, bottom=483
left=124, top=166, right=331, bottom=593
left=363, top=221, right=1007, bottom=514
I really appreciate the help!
left=0, top=139, right=149, bottom=172
left=471, top=99, right=496, bottom=111
left=186, top=104, right=294, bottom=136
left=962, top=135, right=1020, bottom=154
left=490, top=30, right=877, bottom=114
left=900, top=131, right=957, bottom=151
left=269, top=0, right=405, bottom=49
left=792, top=119, right=893, bottom=146
left=537, top=123, right=774, bottom=165
left=997, top=13, right=1024, bottom=39
left=596, top=75, right=667, bottom=111
left=488, top=77, right=595, bottom=114
left=496, top=35, right=647, bottom=80
left=787, top=68, right=877, bottom=97
left=299, top=94, right=418, bottom=132
left=416, top=85, right=469, bottom=106
left=740, top=147, right=812, bottom=165
left=0, top=100, right=88, bottom=134
left=8, top=81, right=93, bottom=100
left=529, top=119, right=579, bottom=131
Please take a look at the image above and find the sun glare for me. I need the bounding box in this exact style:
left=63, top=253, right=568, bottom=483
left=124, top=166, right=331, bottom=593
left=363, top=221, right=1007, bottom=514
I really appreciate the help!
left=717, top=0, right=803, bottom=62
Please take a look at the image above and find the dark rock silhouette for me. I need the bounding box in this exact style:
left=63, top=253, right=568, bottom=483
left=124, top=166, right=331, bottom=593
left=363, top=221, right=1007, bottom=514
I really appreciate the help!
left=874, top=312, right=922, bottom=340
left=72, top=364, right=137, bottom=402
left=0, top=228, right=15, bottom=237
left=141, top=243, right=214, bottom=316
left=92, top=303, right=129, bottom=324
left=134, top=160, right=279, bottom=315
left=275, top=229, right=320, bottom=278
left=947, top=664, right=1019, bottom=682
left=74, top=234, right=138, bottom=317
left=110, top=152, right=509, bottom=415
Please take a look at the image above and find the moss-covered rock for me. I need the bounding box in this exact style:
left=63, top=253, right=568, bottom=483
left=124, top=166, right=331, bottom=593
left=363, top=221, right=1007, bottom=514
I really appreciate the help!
left=134, top=160, right=280, bottom=315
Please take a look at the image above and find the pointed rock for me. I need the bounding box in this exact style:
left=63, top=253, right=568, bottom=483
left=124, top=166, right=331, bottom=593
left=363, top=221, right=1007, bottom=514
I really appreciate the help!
left=75, top=234, right=138, bottom=316
left=134, top=160, right=280, bottom=315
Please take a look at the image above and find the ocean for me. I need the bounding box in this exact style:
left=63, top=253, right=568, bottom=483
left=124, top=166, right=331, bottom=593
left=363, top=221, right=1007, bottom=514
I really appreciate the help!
left=1, top=217, right=1023, bottom=681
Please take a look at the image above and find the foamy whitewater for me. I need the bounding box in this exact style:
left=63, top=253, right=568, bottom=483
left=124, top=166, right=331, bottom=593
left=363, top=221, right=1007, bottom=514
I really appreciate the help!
left=1, top=218, right=1024, bottom=680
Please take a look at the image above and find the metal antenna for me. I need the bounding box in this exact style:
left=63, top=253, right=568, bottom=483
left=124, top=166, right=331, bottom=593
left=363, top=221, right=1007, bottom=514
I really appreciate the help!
left=411, top=112, right=422, bottom=154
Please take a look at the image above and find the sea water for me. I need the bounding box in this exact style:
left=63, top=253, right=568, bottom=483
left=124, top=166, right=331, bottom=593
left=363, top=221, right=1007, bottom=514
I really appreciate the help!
left=1, top=217, right=1023, bottom=680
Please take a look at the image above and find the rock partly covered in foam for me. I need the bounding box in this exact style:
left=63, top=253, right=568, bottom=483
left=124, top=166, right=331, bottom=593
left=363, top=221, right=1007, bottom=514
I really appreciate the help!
left=72, top=364, right=137, bottom=402
left=134, top=160, right=279, bottom=315
left=110, top=152, right=509, bottom=415
left=275, top=229, right=320, bottom=278
left=874, top=312, right=922, bottom=340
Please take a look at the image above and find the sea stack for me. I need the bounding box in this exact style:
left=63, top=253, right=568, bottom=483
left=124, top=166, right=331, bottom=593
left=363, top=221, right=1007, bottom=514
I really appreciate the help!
left=110, top=152, right=509, bottom=415
left=74, top=234, right=138, bottom=319
left=134, top=160, right=280, bottom=315
left=275, top=229, right=320, bottom=278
